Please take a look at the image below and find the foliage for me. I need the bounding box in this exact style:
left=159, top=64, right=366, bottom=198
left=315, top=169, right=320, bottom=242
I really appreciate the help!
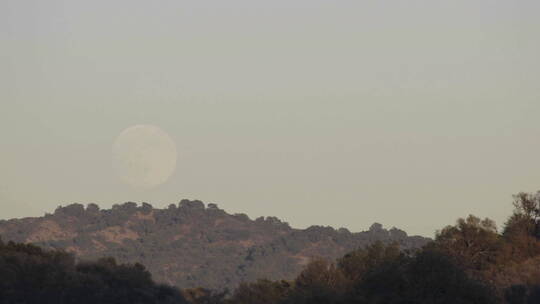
left=0, top=239, right=187, bottom=304
left=182, top=287, right=228, bottom=304
left=5, top=192, right=540, bottom=303
left=0, top=199, right=428, bottom=290
left=228, top=279, right=290, bottom=304
left=223, top=191, right=540, bottom=304
left=432, top=215, right=503, bottom=271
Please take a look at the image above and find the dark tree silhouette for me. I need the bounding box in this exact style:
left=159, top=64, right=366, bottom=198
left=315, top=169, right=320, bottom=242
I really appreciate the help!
left=0, top=239, right=187, bottom=304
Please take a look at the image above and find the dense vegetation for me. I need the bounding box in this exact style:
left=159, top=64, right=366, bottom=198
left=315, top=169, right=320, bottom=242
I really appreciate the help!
left=0, top=240, right=187, bottom=304
left=0, top=200, right=428, bottom=290
left=186, top=191, right=540, bottom=304
left=3, top=191, right=540, bottom=303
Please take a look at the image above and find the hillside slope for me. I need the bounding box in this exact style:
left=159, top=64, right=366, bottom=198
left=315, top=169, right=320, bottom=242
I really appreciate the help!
left=0, top=200, right=429, bottom=290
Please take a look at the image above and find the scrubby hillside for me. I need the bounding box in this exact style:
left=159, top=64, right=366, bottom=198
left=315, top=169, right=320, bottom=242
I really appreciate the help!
left=0, top=200, right=428, bottom=290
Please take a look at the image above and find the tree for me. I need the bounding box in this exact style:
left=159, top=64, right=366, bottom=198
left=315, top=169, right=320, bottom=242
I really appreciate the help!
left=228, top=279, right=290, bottom=304
left=432, top=215, right=502, bottom=271
left=405, top=250, right=496, bottom=304
left=0, top=240, right=187, bottom=304
left=182, top=287, right=228, bottom=304
left=337, top=241, right=402, bottom=282
left=286, top=258, right=348, bottom=304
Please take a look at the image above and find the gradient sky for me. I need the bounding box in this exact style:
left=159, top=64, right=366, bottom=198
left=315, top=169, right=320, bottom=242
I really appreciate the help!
left=1, top=0, right=539, bottom=236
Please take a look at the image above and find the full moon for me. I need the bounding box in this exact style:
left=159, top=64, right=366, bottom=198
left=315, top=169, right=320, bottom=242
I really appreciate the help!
left=112, top=124, right=177, bottom=189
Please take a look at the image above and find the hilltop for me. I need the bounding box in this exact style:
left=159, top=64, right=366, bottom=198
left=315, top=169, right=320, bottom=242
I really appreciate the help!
left=0, top=200, right=429, bottom=290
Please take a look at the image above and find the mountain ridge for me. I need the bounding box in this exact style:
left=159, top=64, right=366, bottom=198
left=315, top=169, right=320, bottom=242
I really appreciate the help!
left=0, top=200, right=430, bottom=290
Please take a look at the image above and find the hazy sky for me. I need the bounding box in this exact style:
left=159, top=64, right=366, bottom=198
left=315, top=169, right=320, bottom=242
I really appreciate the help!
left=1, top=0, right=539, bottom=236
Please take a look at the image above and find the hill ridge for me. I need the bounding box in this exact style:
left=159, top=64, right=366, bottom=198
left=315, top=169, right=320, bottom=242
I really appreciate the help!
left=0, top=200, right=430, bottom=290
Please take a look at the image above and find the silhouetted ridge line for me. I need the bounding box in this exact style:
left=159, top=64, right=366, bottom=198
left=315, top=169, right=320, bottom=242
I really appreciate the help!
left=0, top=200, right=429, bottom=290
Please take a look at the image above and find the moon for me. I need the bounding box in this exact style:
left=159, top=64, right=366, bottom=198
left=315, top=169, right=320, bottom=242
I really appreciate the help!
left=112, top=124, right=177, bottom=189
